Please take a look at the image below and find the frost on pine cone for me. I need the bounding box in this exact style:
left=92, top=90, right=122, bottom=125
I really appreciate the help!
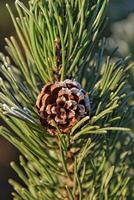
left=36, top=79, right=90, bottom=134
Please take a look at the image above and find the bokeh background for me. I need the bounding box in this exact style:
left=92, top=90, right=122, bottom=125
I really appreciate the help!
left=0, top=0, right=134, bottom=199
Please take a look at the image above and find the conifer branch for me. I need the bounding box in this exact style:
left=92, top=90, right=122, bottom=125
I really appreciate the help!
left=0, top=0, right=134, bottom=199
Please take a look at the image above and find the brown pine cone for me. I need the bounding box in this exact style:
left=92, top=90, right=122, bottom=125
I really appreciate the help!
left=36, top=79, right=90, bottom=134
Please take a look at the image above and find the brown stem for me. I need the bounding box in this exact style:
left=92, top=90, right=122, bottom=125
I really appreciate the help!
left=53, top=37, right=62, bottom=81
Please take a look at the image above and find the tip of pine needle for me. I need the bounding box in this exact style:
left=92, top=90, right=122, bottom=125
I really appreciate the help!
left=15, top=0, right=19, bottom=4
left=8, top=179, right=13, bottom=185
left=4, top=37, right=8, bottom=42
left=10, top=161, right=15, bottom=168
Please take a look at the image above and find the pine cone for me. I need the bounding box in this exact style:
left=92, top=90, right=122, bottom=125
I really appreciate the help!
left=36, top=79, right=90, bottom=134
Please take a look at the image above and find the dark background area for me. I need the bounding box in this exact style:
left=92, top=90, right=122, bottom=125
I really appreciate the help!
left=0, top=0, right=134, bottom=199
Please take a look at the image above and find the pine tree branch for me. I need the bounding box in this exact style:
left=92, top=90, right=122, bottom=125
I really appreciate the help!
left=0, top=0, right=134, bottom=199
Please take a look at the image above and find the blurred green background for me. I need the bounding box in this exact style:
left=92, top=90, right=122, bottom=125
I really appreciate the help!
left=0, top=0, right=134, bottom=199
